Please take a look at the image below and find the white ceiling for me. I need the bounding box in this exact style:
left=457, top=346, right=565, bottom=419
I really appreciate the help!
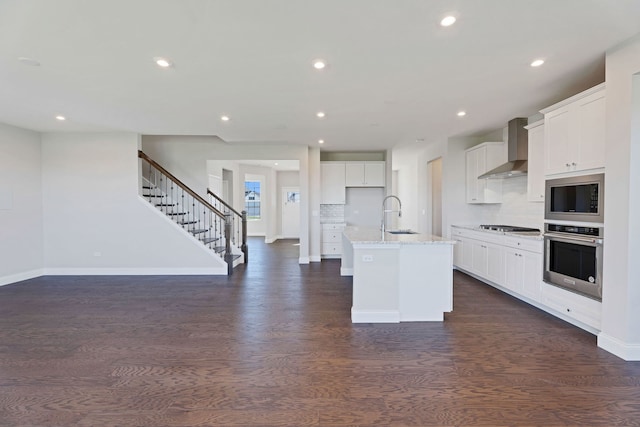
left=1, top=0, right=640, bottom=151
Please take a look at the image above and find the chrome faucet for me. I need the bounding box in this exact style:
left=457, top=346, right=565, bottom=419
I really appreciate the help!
left=381, top=195, right=402, bottom=234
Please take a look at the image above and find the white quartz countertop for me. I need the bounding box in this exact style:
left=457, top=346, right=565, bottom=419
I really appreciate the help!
left=343, top=226, right=455, bottom=245
left=451, top=224, right=543, bottom=240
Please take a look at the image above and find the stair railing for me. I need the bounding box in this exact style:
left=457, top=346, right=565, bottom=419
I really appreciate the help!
left=207, top=189, right=248, bottom=264
left=138, top=150, right=236, bottom=274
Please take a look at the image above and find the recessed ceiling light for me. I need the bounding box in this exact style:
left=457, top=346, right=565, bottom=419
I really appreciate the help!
left=441, top=16, right=456, bottom=27
left=55, top=115, right=66, bottom=121
left=313, top=59, right=326, bottom=70
left=457, top=111, right=466, bottom=117
left=318, top=139, right=325, bottom=144
left=531, top=59, right=545, bottom=67
left=316, top=111, right=326, bottom=118
left=18, top=57, right=41, bottom=66
left=220, top=115, right=230, bottom=122
left=274, top=162, right=279, bottom=166
left=154, top=57, right=172, bottom=68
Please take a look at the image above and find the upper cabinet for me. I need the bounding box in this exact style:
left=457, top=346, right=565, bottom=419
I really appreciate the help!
left=345, top=162, right=385, bottom=187
left=320, top=162, right=346, bottom=204
left=465, top=142, right=504, bottom=204
left=541, top=83, right=605, bottom=176
left=525, top=120, right=545, bottom=202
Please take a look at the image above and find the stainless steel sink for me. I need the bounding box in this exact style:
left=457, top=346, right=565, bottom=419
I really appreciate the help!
left=387, top=230, right=418, bottom=235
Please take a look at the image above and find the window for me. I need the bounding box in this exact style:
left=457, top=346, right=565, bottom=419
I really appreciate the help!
left=244, top=180, right=261, bottom=220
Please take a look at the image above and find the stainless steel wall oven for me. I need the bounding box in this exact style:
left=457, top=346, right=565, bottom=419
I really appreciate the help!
left=543, top=223, right=603, bottom=301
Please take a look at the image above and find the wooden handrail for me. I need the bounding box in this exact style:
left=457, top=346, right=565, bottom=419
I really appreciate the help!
left=138, top=150, right=226, bottom=220
left=206, top=188, right=243, bottom=217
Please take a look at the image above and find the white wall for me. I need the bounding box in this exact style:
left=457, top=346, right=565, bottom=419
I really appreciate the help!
left=41, top=133, right=227, bottom=274
left=598, top=34, right=640, bottom=360
left=0, top=123, right=43, bottom=284
left=142, top=136, right=311, bottom=262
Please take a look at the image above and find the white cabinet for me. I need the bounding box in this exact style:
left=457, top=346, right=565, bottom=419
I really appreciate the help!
left=465, top=142, right=504, bottom=204
left=452, top=236, right=464, bottom=268
left=345, top=162, right=385, bottom=187
left=525, top=120, right=545, bottom=202
left=452, top=225, right=601, bottom=332
left=540, top=282, right=601, bottom=330
left=503, top=236, right=543, bottom=300
left=503, top=247, right=541, bottom=300
left=321, top=223, right=346, bottom=257
left=452, top=227, right=503, bottom=284
left=320, top=162, right=346, bottom=204
left=541, top=84, right=606, bottom=176
left=470, top=239, right=504, bottom=285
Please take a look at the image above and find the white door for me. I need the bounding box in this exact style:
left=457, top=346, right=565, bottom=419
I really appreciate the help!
left=282, top=187, right=300, bottom=238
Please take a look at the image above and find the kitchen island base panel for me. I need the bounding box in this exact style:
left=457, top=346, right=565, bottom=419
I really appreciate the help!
left=342, top=226, right=455, bottom=323
left=351, top=308, right=400, bottom=323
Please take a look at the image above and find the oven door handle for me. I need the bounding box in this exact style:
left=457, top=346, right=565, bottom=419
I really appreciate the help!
left=543, top=232, right=603, bottom=245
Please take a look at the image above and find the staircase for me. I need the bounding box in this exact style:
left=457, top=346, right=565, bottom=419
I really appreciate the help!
left=138, top=150, right=244, bottom=274
left=207, top=188, right=248, bottom=264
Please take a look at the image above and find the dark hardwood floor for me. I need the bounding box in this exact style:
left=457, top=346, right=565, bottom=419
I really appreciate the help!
left=1, top=237, right=639, bottom=426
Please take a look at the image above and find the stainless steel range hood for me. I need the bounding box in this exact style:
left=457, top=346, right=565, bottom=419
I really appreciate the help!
left=478, top=117, right=528, bottom=179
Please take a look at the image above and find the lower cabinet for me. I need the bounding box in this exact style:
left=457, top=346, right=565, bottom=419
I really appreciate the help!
left=503, top=247, right=541, bottom=300
left=451, top=226, right=601, bottom=333
left=321, top=223, right=346, bottom=257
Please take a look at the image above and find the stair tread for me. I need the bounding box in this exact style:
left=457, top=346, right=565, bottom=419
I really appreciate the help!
left=190, top=229, right=209, bottom=235
left=156, top=203, right=176, bottom=207
left=202, top=237, right=221, bottom=244
left=180, top=220, right=198, bottom=225
left=167, top=212, right=187, bottom=216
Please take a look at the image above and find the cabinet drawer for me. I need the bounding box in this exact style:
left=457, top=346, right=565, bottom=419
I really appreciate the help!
left=540, top=283, right=601, bottom=330
left=322, top=243, right=342, bottom=255
left=322, top=223, right=346, bottom=231
left=322, top=230, right=342, bottom=242
left=503, top=236, right=542, bottom=253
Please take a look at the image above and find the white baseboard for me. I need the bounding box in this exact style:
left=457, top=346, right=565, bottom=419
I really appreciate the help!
left=298, top=257, right=310, bottom=264
left=351, top=308, right=400, bottom=323
left=0, top=269, right=44, bottom=286
left=340, top=267, right=353, bottom=276
left=598, top=332, right=640, bottom=361
left=265, top=237, right=277, bottom=244
left=42, top=267, right=228, bottom=275
left=310, top=255, right=321, bottom=263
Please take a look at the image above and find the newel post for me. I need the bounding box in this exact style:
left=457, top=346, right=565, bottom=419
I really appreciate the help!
left=224, top=213, right=233, bottom=275
left=241, top=210, right=248, bottom=264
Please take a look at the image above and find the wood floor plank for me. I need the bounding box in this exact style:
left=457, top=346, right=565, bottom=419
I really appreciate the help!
left=1, top=237, right=639, bottom=426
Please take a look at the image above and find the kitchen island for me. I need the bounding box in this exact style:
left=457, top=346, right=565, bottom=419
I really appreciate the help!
left=341, top=226, right=455, bottom=323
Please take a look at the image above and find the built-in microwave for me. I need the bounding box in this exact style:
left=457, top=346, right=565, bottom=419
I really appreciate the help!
left=545, top=173, right=604, bottom=223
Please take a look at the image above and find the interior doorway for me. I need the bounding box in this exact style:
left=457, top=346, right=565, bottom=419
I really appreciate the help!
left=281, top=187, right=300, bottom=238
left=427, top=158, right=443, bottom=236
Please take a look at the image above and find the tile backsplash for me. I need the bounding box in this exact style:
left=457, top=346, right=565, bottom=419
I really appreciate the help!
left=468, top=176, right=544, bottom=230
left=320, top=204, right=345, bottom=220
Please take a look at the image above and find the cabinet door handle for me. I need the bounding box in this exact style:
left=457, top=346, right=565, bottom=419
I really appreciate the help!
left=565, top=163, right=571, bottom=167
left=572, top=162, right=577, bottom=166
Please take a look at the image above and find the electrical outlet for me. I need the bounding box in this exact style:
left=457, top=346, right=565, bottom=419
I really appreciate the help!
left=362, top=254, right=373, bottom=262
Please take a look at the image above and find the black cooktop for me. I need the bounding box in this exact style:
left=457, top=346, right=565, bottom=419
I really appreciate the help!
left=479, top=224, right=540, bottom=232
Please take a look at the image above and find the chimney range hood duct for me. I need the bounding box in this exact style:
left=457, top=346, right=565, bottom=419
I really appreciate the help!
left=478, top=117, right=529, bottom=179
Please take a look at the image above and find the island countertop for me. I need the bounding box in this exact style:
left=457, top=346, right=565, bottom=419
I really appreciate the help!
left=343, top=226, right=455, bottom=245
